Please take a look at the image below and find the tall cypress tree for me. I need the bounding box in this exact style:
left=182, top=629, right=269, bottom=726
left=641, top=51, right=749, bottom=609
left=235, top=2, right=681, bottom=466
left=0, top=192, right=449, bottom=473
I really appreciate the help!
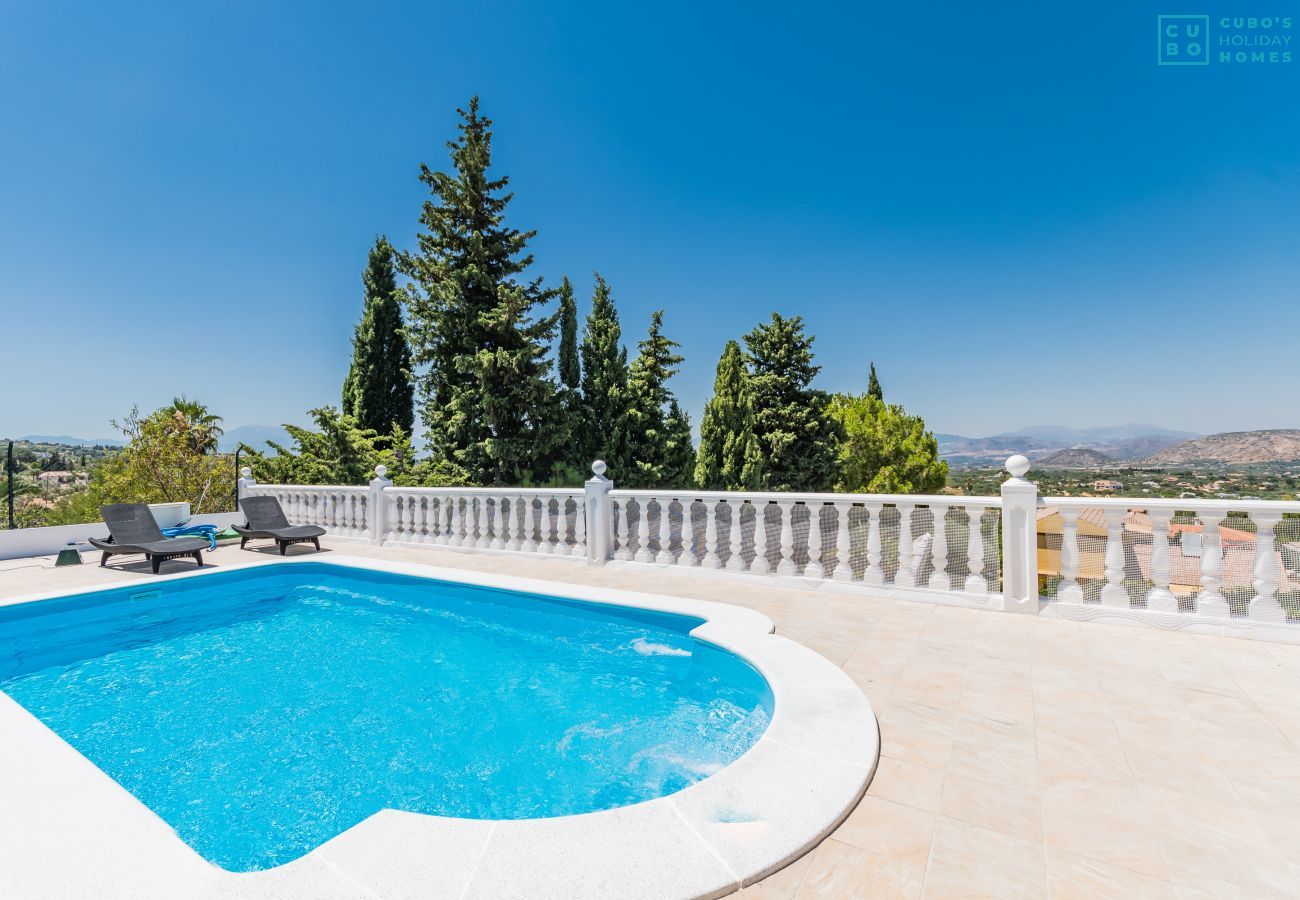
left=578, top=273, right=630, bottom=473
left=867, top=361, right=884, bottom=401
left=743, top=313, right=840, bottom=491
left=400, top=97, right=558, bottom=484
left=624, top=310, right=692, bottom=488
left=694, top=340, right=763, bottom=490
left=557, top=277, right=580, bottom=394
left=342, top=236, right=415, bottom=438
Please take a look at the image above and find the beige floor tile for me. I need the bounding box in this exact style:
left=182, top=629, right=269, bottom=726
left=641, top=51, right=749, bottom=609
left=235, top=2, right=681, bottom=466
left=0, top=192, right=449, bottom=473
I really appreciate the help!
left=737, top=850, right=813, bottom=898
left=794, top=838, right=924, bottom=900
left=1040, top=789, right=1168, bottom=880
left=830, top=795, right=935, bottom=860
left=863, top=756, right=944, bottom=813
left=1046, top=848, right=1175, bottom=899
left=923, top=816, right=1046, bottom=900
left=938, top=772, right=1041, bottom=842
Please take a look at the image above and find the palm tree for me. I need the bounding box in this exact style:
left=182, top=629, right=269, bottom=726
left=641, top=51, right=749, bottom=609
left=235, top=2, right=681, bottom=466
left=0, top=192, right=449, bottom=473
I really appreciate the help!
left=157, top=397, right=224, bottom=454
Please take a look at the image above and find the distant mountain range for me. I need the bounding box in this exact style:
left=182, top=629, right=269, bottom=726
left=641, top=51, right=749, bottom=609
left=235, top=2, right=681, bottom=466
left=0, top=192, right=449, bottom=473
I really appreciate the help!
left=938, top=424, right=1198, bottom=467
left=7, top=426, right=292, bottom=453
left=1139, top=429, right=1300, bottom=466
left=940, top=426, right=1300, bottom=469
left=12, top=434, right=126, bottom=447
left=217, top=425, right=293, bottom=453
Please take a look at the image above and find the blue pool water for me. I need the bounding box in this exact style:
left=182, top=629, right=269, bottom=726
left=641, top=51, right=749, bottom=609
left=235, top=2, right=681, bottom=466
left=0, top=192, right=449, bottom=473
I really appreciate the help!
left=0, top=564, right=771, bottom=872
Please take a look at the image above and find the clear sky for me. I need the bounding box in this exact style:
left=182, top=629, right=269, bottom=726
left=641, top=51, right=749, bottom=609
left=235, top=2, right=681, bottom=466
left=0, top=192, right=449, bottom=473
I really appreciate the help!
left=2, top=1, right=1297, bottom=442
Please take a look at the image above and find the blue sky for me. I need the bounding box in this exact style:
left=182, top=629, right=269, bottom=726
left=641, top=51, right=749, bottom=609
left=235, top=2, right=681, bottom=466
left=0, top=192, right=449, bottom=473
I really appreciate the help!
left=2, top=1, right=1297, bottom=442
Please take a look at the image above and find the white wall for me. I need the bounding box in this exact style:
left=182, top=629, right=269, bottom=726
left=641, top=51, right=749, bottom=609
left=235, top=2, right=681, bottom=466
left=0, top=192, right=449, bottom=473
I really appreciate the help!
left=0, top=504, right=244, bottom=562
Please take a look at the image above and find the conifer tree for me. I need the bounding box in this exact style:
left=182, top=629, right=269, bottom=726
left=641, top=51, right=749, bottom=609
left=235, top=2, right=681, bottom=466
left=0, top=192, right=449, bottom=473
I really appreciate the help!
left=624, top=310, right=692, bottom=487
left=400, top=97, right=559, bottom=484
left=694, top=340, right=763, bottom=489
left=867, top=361, right=883, bottom=401
left=743, top=313, right=840, bottom=491
left=557, top=277, right=580, bottom=394
left=577, top=273, right=630, bottom=471
left=342, top=237, right=415, bottom=437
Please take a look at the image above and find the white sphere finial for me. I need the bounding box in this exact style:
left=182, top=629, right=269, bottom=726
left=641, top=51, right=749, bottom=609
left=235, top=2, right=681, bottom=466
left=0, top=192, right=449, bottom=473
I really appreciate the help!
left=240, top=466, right=252, bottom=478
left=374, top=464, right=388, bottom=478
left=1005, top=454, right=1030, bottom=478
left=591, top=460, right=607, bottom=476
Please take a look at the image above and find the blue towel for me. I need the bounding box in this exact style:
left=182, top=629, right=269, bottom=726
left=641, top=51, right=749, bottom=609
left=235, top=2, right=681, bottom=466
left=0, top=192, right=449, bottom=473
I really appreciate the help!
left=161, top=523, right=220, bottom=551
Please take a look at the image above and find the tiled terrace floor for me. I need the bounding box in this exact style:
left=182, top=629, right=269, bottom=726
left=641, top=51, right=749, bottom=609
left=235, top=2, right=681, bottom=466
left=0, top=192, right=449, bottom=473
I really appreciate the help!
left=3, top=539, right=1300, bottom=899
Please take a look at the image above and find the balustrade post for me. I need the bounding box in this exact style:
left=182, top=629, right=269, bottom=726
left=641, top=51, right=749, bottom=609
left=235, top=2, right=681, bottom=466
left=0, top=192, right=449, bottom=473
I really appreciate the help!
left=1057, top=508, right=1084, bottom=604
left=1000, top=455, right=1041, bottom=614
left=894, top=503, right=916, bottom=587
left=1146, top=510, right=1177, bottom=612
left=1249, top=513, right=1285, bottom=622
left=804, top=503, right=825, bottom=579
left=776, top=501, right=796, bottom=576
left=863, top=504, right=885, bottom=586
left=1197, top=512, right=1228, bottom=617
left=368, top=465, right=392, bottom=544
left=584, top=461, right=613, bottom=566
left=1100, top=508, right=1130, bottom=608
left=749, top=501, right=770, bottom=575
left=656, top=498, right=675, bottom=565
left=237, top=467, right=256, bottom=509
left=832, top=502, right=854, bottom=582
left=725, top=499, right=746, bottom=572
left=928, top=506, right=950, bottom=591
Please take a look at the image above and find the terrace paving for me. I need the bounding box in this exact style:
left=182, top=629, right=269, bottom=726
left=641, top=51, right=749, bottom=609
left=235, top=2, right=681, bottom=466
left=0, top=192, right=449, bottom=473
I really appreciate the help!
left=3, top=538, right=1299, bottom=899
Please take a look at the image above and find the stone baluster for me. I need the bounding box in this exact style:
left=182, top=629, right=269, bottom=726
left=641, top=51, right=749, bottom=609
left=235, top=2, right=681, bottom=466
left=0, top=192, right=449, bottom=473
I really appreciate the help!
left=1249, top=513, right=1285, bottom=622
left=831, top=502, right=854, bottom=582
left=804, top=503, right=825, bottom=579
left=571, top=497, right=586, bottom=556
left=655, top=497, right=674, bottom=565
left=488, top=497, right=505, bottom=550
left=614, top=500, right=632, bottom=561
left=750, top=501, right=771, bottom=575
left=701, top=499, right=722, bottom=569
left=1057, top=508, right=1084, bottom=604
left=893, top=503, right=915, bottom=587
left=514, top=496, right=527, bottom=551
left=964, top=506, right=987, bottom=594
left=633, top=499, right=655, bottom=563
left=776, top=500, right=797, bottom=576
left=863, top=504, right=885, bottom=586
left=1147, top=510, right=1177, bottom=612
left=724, top=499, right=746, bottom=572
left=1196, top=512, right=1228, bottom=617
left=540, top=497, right=556, bottom=553
left=928, top=505, right=950, bottom=591
left=518, top=496, right=535, bottom=552
left=1100, top=508, right=1130, bottom=608
left=679, top=500, right=700, bottom=566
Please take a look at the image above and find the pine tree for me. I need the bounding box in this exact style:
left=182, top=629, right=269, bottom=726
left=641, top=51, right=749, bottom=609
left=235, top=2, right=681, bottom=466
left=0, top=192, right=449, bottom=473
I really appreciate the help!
left=624, top=310, right=692, bottom=487
left=550, top=276, right=584, bottom=480
left=342, top=236, right=415, bottom=437
left=867, top=361, right=883, bottom=401
left=826, top=392, right=947, bottom=493
left=694, top=340, right=763, bottom=490
left=400, top=97, right=558, bottom=484
left=577, top=273, right=630, bottom=472
left=743, top=313, right=840, bottom=491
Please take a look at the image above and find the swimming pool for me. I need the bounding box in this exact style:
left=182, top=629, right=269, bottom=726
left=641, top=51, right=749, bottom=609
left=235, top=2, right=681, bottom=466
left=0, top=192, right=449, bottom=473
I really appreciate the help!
left=0, top=562, right=773, bottom=872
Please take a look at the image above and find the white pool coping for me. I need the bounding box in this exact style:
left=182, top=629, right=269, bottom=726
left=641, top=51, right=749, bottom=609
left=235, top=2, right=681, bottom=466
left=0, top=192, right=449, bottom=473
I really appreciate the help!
left=0, top=555, right=879, bottom=899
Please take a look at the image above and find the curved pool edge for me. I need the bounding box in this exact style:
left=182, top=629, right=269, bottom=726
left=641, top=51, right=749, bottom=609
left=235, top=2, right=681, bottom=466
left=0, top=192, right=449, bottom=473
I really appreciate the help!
left=0, top=555, right=880, bottom=899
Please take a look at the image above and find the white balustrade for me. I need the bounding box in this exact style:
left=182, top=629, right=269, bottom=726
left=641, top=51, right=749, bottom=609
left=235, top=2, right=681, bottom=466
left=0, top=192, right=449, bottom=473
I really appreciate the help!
left=1042, top=495, right=1300, bottom=632
left=240, top=457, right=1300, bottom=641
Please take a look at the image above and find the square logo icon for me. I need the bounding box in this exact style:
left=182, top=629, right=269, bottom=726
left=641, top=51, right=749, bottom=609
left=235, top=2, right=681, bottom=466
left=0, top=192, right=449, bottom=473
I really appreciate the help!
left=1158, top=15, right=1210, bottom=65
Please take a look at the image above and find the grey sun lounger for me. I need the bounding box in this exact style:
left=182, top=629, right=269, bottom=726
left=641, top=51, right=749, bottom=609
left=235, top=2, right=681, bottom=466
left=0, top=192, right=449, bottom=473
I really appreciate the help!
left=89, top=503, right=208, bottom=573
left=234, top=495, right=326, bottom=555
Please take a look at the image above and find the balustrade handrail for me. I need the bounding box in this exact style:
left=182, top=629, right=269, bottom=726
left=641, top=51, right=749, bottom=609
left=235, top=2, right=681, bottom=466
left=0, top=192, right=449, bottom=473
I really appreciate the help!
left=385, top=486, right=581, bottom=496
left=253, top=483, right=369, bottom=493
left=609, top=488, right=1001, bottom=505
left=1043, top=495, right=1300, bottom=514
